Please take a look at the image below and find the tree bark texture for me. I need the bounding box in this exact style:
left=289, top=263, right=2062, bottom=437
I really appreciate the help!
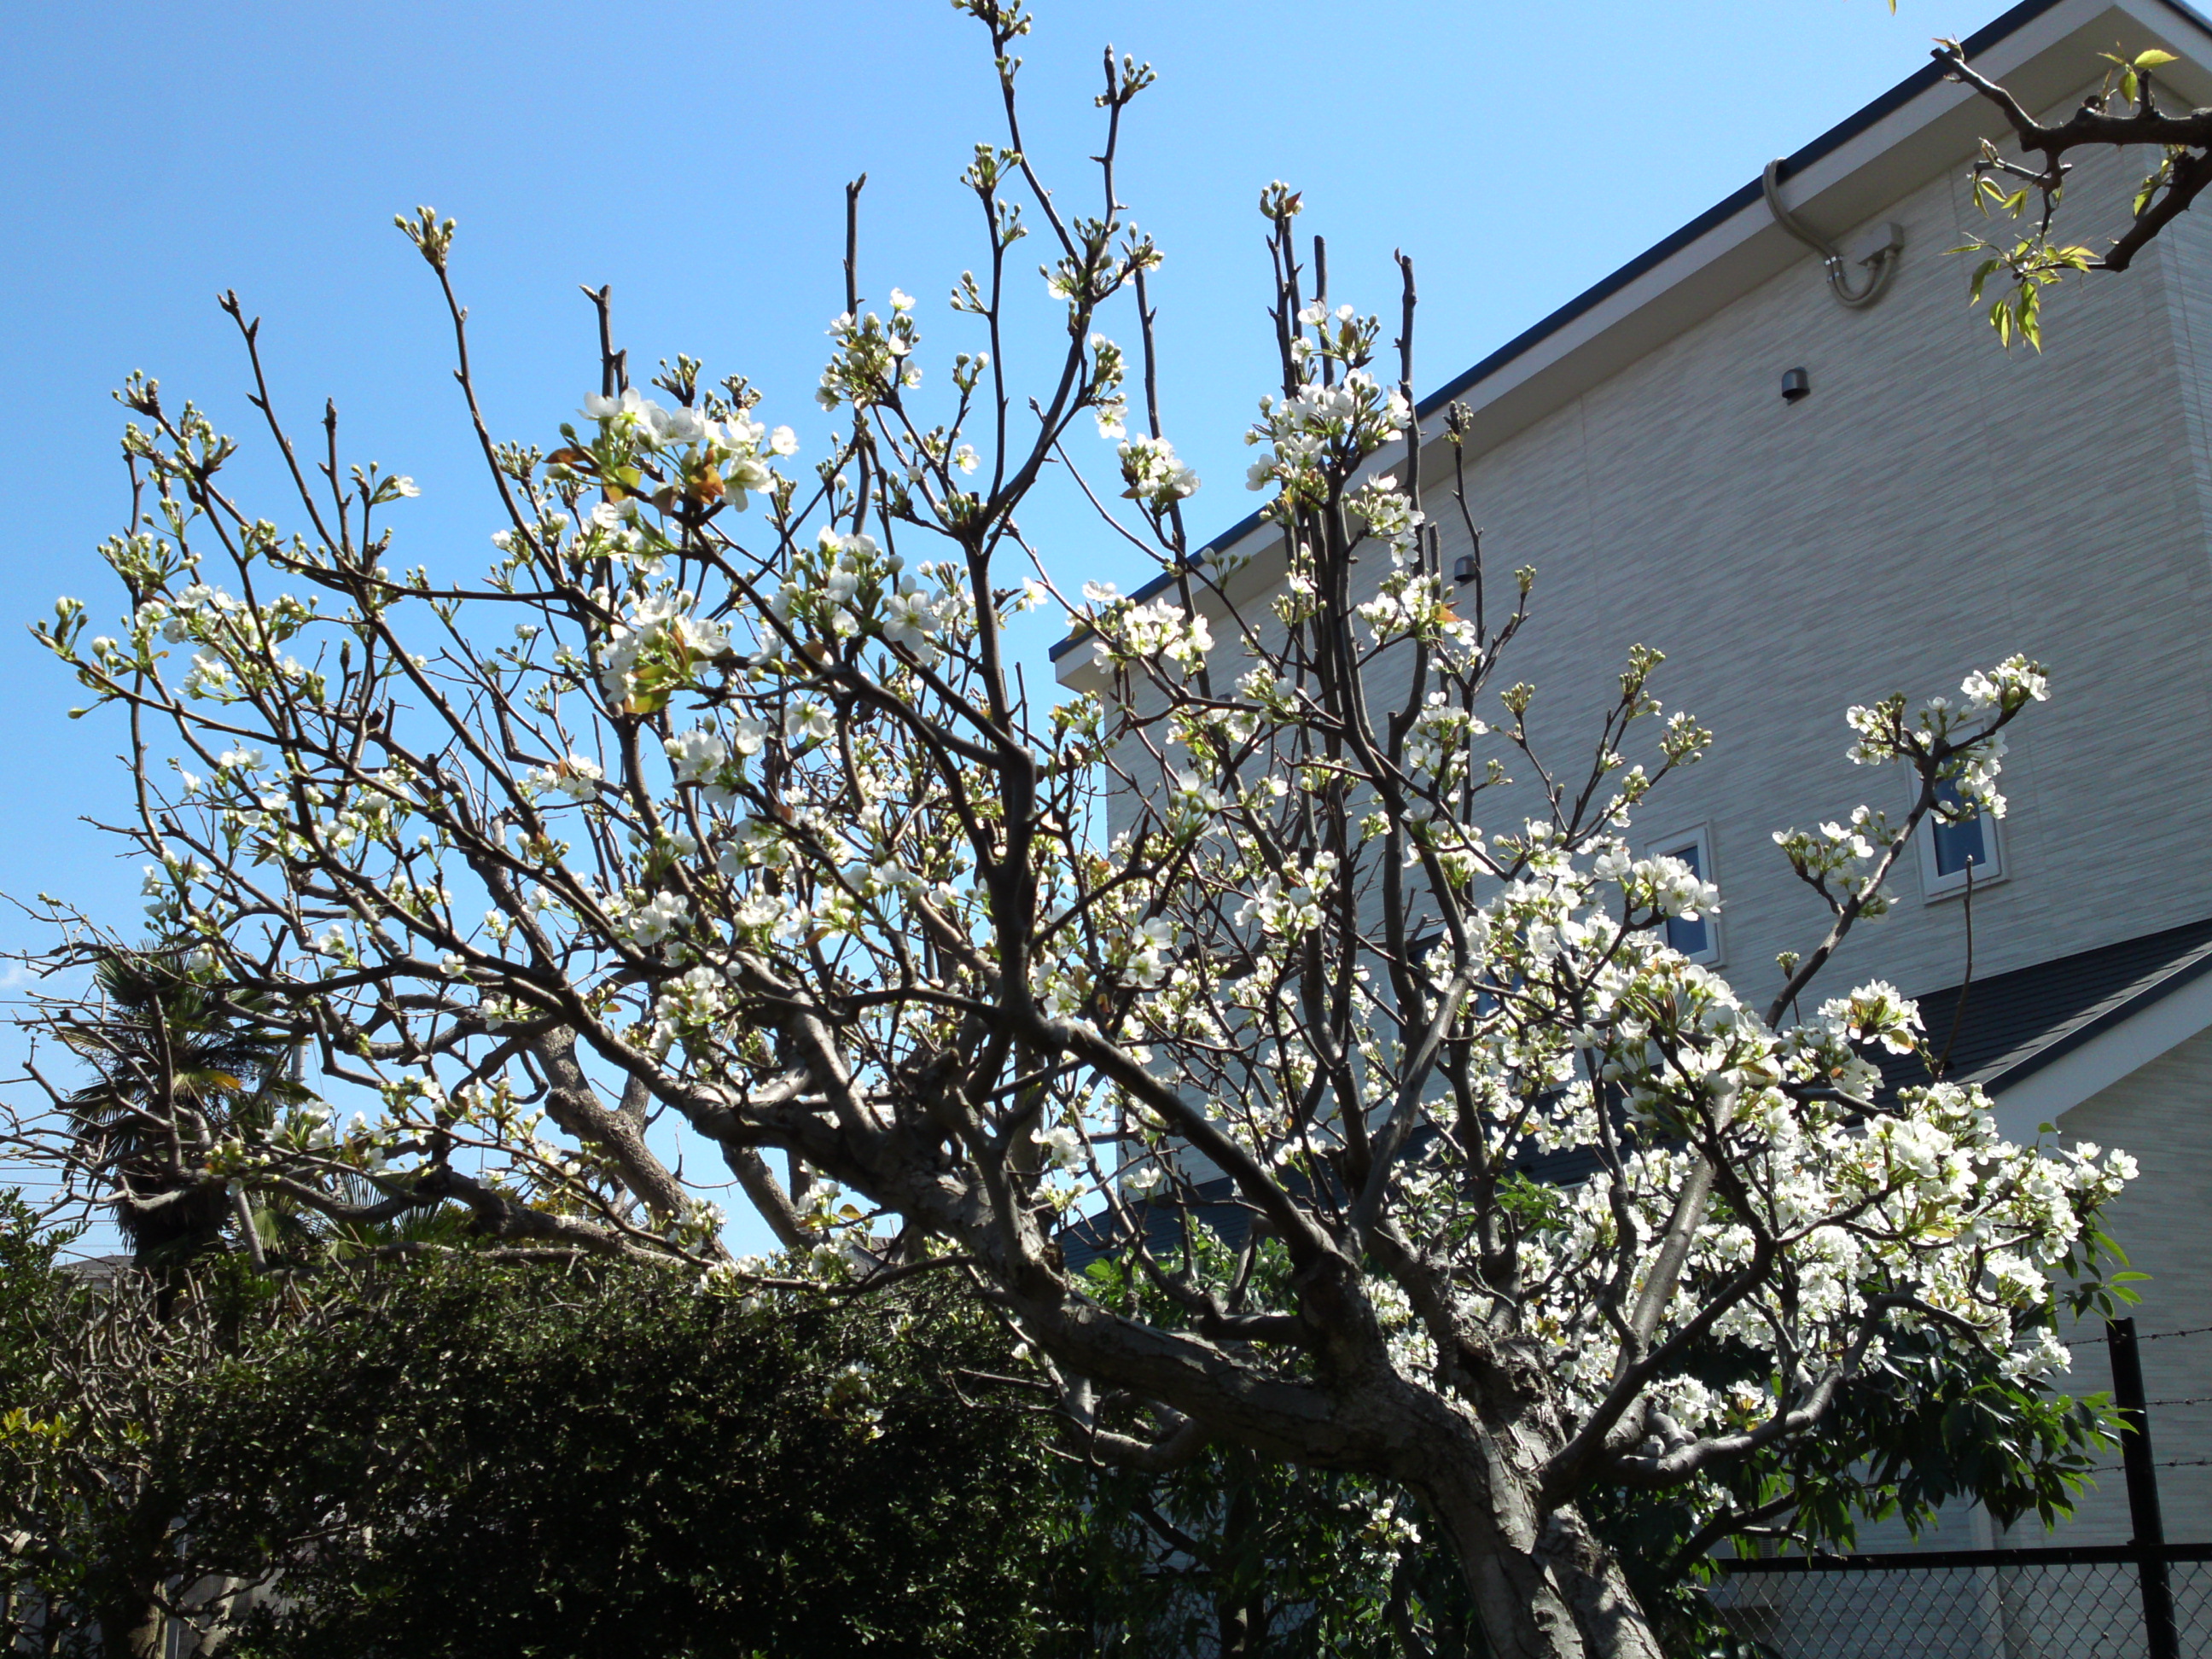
left=99, top=1581, right=164, bottom=1659
left=1410, top=1439, right=1664, bottom=1659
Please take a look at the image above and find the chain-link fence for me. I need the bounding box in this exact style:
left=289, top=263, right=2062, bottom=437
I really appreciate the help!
left=1707, top=1545, right=2212, bottom=1659
left=1701, top=1318, right=2212, bottom=1658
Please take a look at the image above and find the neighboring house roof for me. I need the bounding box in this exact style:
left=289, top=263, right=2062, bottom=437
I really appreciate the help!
left=1059, top=1178, right=1247, bottom=1273
left=1877, top=913, right=2212, bottom=1138
left=1052, top=0, right=2212, bottom=667
left=1062, top=917, right=2212, bottom=1269
left=59, top=1252, right=136, bottom=1284
left=1060, top=1132, right=1602, bottom=1273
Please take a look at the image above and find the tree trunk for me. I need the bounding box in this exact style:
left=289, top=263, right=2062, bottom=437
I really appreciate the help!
left=1214, top=1472, right=1266, bottom=1658
left=99, top=1580, right=165, bottom=1659
left=1413, top=1442, right=1665, bottom=1659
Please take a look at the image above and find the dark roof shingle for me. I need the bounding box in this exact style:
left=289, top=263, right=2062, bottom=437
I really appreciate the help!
left=1876, top=916, right=2212, bottom=1101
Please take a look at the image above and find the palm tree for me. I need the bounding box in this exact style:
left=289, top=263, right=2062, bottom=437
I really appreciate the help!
left=61, top=951, right=296, bottom=1275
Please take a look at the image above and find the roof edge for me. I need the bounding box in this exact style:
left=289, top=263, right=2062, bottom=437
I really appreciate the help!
left=1051, top=0, right=2212, bottom=665
left=1981, top=934, right=2212, bottom=1097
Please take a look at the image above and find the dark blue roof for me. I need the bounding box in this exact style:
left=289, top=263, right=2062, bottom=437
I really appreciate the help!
left=1877, top=914, right=2212, bottom=1102
left=1058, top=1132, right=1603, bottom=1272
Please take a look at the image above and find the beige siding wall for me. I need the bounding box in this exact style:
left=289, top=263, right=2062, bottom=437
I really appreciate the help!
left=1409, top=137, right=2212, bottom=1013
left=2027, top=1023, right=2212, bottom=1546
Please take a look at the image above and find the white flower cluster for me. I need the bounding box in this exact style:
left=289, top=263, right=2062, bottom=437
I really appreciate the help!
left=1081, top=581, right=1214, bottom=673
left=1772, top=806, right=1901, bottom=917
left=649, top=963, right=735, bottom=1057
left=719, top=817, right=794, bottom=874
left=1592, top=845, right=1721, bottom=927
left=595, top=589, right=731, bottom=705
left=816, top=295, right=923, bottom=410
left=1116, top=435, right=1200, bottom=510
left=1821, top=981, right=1924, bottom=1054
left=1962, top=655, right=2049, bottom=714
left=526, top=753, right=603, bottom=804
left=1035, top=1121, right=1088, bottom=1171
left=1377, top=830, right=2141, bottom=1450
left=125, top=581, right=317, bottom=701
left=1844, top=656, right=2046, bottom=818
left=578, top=386, right=796, bottom=513
left=1345, top=474, right=1425, bottom=562
left=140, top=854, right=214, bottom=925
left=769, top=530, right=967, bottom=667
left=1366, top=1275, right=1438, bottom=1381
left=1234, top=853, right=1336, bottom=937
left=610, top=888, right=687, bottom=948
left=1115, top=917, right=1178, bottom=989
left=662, top=719, right=766, bottom=808
left=1356, top=568, right=1476, bottom=656
left=1404, top=693, right=1484, bottom=785
left=1120, top=1159, right=1168, bottom=1197
left=1244, top=369, right=1411, bottom=506
left=139, top=581, right=242, bottom=643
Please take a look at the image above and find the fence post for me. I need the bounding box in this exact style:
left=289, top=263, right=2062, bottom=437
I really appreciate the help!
left=2108, top=1316, right=2180, bottom=1659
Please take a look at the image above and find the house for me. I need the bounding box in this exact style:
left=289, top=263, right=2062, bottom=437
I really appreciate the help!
left=1053, top=0, right=2212, bottom=1580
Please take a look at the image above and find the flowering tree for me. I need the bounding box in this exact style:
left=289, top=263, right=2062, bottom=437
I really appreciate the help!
left=18, top=5, right=2139, bottom=1655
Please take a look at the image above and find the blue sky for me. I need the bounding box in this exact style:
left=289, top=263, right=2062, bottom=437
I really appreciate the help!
left=0, top=0, right=2022, bottom=1249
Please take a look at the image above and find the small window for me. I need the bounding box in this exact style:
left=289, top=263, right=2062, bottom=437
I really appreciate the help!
left=1915, top=776, right=2003, bottom=899
left=1642, top=824, right=1722, bottom=967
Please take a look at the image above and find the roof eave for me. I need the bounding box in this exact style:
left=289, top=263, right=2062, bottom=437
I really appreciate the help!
left=1051, top=0, right=2212, bottom=678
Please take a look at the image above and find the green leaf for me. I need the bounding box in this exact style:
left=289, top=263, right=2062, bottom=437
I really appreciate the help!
left=2136, top=47, right=2179, bottom=68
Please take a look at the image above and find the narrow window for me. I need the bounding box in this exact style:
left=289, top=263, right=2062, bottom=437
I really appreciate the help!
left=1643, top=824, right=1722, bottom=966
left=1915, top=776, right=2004, bottom=899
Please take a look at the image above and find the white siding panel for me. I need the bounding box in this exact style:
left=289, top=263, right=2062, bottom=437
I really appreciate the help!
left=1412, top=135, right=2212, bottom=1011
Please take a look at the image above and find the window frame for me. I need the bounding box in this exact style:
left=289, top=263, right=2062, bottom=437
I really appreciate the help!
left=1912, top=777, right=2005, bottom=901
left=1640, top=821, right=1725, bottom=968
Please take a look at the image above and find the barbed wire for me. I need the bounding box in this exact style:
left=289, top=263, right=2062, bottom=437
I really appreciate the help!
left=2148, top=1397, right=2212, bottom=1407
left=2092, top=1458, right=2212, bottom=1472
left=2134, top=1324, right=2212, bottom=1342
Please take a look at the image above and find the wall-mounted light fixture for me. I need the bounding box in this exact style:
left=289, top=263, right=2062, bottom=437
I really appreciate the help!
left=1452, top=554, right=1477, bottom=585
left=1781, top=367, right=1811, bottom=404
